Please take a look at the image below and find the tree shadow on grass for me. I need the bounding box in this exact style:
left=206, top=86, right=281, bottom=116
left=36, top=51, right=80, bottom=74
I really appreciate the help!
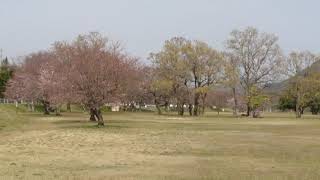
left=52, top=120, right=84, bottom=124
left=54, top=119, right=132, bottom=130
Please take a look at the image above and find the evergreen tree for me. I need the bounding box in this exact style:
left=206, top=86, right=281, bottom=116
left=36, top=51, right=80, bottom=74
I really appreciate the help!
left=0, top=57, right=14, bottom=98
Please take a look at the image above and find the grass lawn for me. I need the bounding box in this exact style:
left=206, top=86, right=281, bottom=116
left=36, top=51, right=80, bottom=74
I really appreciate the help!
left=1, top=105, right=320, bottom=180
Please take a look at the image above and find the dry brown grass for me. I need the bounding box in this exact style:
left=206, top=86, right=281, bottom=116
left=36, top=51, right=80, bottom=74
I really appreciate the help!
left=1, top=109, right=320, bottom=180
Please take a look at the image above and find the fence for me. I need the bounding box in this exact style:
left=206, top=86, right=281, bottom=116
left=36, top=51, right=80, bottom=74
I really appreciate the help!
left=0, top=98, right=38, bottom=113
left=0, top=98, right=31, bottom=105
left=0, top=98, right=36, bottom=111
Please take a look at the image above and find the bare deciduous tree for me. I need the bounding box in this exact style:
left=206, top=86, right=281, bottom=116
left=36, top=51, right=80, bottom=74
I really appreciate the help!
left=185, top=40, right=223, bottom=116
left=223, top=53, right=240, bottom=116
left=150, top=37, right=190, bottom=116
left=227, top=27, right=282, bottom=117
left=150, top=37, right=223, bottom=116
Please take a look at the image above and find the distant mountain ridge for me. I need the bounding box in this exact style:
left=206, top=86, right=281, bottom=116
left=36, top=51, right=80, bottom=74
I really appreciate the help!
left=307, top=60, right=320, bottom=72
left=266, top=60, right=320, bottom=94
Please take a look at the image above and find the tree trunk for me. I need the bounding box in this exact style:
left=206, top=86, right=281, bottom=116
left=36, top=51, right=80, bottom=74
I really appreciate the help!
left=252, top=109, right=261, bottom=118
left=193, top=93, right=200, bottom=116
left=164, top=101, right=169, bottom=112
left=295, top=95, right=302, bottom=119
left=232, top=87, right=238, bottom=116
left=201, top=105, right=205, bottom=115
left=130, top=102, right=136, bottom=112
left=246, top=103, right=251, bottom=117
left=15, top=101, right=18, bottom=114
left=177, top=102, right=181, bottom=115
left=296, top=105, right=303, bottom=118
left=27, top=102, right=32, bottom=112
left=296, top=109, right=302, bottom=118
left=89, top=108, right=97, bottom=121
left=27, top=103, right=31, bottom=112
left=43, top=101, right=50, bottom=115
left=95, top=108, right=104, bottom=126
left=245, top=85, right=252, bottom=117
left=178, top=103, right=185, bottom=116
left=67, top=103, right=71, bottom=112
left=188, top=104, right=193, bottom=116
left=155, top=99, right=162, bottom=115
left=89, top=107, right=104, bottom=126
left=201, top=93, right=207, bottom=115
left=55, top=106, right=61, bottom=116
left=31, top=101, right=35, bottom=112
left=295, top=83, right=302, bottom=118
left=311, top=106, right=319, bottom=115
left=156, top=105, right=162, bottom=115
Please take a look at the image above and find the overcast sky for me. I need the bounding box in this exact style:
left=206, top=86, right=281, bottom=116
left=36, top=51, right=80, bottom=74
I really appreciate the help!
left=0, top=0, right=319, bottom=61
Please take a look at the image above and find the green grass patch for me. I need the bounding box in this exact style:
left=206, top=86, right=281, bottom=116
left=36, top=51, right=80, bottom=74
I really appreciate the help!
left=0, top=104, right=30, bottom=131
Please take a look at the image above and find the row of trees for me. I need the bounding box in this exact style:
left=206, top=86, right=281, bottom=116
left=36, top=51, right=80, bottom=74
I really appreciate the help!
left=5, top=33, right=143, bottom=126
left=149, top=37, right=224, bottom=116
left=151, top=28, right=320, bottom=119
left=279, top=52, right=320, bottom=117
left=149, top=27, right=283, bottom=117
left=4, top=27, right=320, bottom=124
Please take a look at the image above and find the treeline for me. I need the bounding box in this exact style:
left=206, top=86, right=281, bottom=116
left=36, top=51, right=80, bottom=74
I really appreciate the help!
left=278, top=53, right=320, bottom=117
left=4, top=27, right=320, bottom=125
left=0, top=57, right=14, bottom=98
left=5, top=33, right=144, bottom=126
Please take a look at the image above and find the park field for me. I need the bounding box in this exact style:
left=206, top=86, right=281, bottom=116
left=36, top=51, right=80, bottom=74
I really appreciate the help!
left=1, top=105, right=320, bottom=180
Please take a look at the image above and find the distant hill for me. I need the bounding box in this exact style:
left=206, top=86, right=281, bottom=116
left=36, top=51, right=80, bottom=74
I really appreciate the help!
left=308, top=60, right=320, bottom=72
left=265, top=60, right=320, bottom=95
